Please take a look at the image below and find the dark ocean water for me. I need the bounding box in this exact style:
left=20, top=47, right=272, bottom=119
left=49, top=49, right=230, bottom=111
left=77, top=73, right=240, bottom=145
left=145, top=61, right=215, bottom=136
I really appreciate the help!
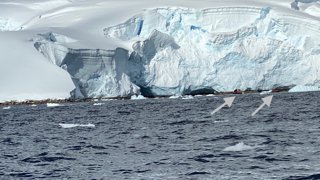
left=1, top=92, right=320, bottom=179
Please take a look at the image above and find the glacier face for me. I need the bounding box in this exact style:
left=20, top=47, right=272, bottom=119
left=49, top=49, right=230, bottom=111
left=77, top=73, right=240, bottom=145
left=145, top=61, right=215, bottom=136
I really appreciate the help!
left=34, top=32, right=140, bottom=98
left=104, top=7, right=320, bottom=96
left=31, top=6, right=320, bottom=98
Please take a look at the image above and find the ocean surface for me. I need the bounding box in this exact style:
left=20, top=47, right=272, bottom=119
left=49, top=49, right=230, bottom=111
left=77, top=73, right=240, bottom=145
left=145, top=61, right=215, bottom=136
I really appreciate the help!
left=1, top=92, right=320, bottom=179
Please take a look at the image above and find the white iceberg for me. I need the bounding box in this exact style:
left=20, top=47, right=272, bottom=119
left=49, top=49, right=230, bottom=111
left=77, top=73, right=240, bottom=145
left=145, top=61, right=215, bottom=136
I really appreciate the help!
left=2, top=106, right=11, bottom=110
left=59, top=123, right=95, bottom=128
left=93, top=102, right=104, bottom=106
left=260, top=90, right=272, bottom=95
left=169, top=95, right=181, bottom=99
left=223, top=142, right=255, bottom=152
left=130, top=94, right=147, bottom=100
left=47, top=103, right=60, bottom=107
left=182, top=95, right=194, bottom=100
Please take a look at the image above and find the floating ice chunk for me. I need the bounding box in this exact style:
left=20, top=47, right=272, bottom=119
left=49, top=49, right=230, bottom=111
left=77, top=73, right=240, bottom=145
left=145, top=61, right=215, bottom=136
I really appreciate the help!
left=30, top=104, right=37, bottom=107
left=47, top=103, right=60, bottom=107
left=206, top=94, right=216, bottom=97
left=169, top=95, right=181, bottom=99
left=2, top=106, right=11, bottom=110
left=223, top=142, right=255, bottom=152
left=260, top=90, right=272, bottom=95
left=101, top=99, right=116, bottom=101
left=93, top=102, right=104, bottom=106
left=130, top=95, right=146, bottom=100
left=59, top=123, right=95, bottom=128
left=289, top=85, right=320, bottom=93
left=182, top=95, right=194, bottom=99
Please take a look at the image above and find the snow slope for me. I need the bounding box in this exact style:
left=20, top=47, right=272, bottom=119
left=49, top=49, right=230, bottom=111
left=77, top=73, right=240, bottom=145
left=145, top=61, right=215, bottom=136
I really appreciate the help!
left=0, top=0, right=320, bottom=101
left=0, top=32, right=74, bottom=102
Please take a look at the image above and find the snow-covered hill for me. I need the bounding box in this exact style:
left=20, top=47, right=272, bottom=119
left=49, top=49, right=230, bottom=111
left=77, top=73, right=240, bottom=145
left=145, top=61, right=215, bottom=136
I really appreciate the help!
left=0, top=0, right=319, bottom=101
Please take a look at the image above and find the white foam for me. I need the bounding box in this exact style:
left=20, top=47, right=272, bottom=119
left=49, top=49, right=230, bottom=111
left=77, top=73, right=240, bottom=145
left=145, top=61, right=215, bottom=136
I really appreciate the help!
left=47, top=103, right=60, bottom=107
left=30, top=104, right=37, bottom=107
left=93, top=102, right=104, bottom=106
left=59, top=123, right=95, bottom=128
left=223, top=142, right=255, bottom=152
left=2, top=106, right=11, bottom=110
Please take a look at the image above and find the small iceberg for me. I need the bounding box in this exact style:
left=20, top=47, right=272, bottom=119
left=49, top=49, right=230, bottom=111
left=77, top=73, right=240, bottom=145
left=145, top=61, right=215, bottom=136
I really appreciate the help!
left=2, top=106, right=11, bottom=110
left=182, top=95, right=194, bottom=100
left=93, top=103, right=104, bottom=106
left=101, top=98, right=115, bottom=101
left=169, top=95, right=181, bottom=99
left=47, top=103, right=60, bottom=107
left=289, top=85, right=320, bottom=93
left=223, top=142, right=255, bottom=152
left=30, top=104, right=37, bottom=107
left=206, top=94, right=215, bottom=97
left=260, top=90, right=272, bottom=95
left=130, top=95, right=147, bottom=100
left=59, top=123, right=95, bottom=129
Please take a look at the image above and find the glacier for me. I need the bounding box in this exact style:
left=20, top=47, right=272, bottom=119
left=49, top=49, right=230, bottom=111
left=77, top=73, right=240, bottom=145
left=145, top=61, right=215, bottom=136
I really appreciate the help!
left=1, top=0, right=320, bottom=101
left=104, top=7, right=320, bottom=96
left=34, top=32, right=140, bottom=98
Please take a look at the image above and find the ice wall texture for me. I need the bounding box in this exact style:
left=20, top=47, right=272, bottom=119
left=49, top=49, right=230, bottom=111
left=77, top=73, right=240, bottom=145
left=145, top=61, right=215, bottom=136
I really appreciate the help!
left=105, top=7, right=320, bottom=96
left=34, top=33, right=139, bottom=98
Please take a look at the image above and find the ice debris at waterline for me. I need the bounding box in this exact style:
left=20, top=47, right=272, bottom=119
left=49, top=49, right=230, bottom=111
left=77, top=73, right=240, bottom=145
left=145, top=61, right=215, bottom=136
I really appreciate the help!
left=93, top=103, right=105, bottom=106
left=223, top=142, right=255, bottom=152
left=289, top=85, right=320, bottom=92
left=182, top=95, right=194, bottom=100
left=260, top=90, right=272, bottom=95
left=59, top=123, right=95, bottom=129
left=169, top=95, right=181, bottom=99
left=130, top=95, right=147, bottom=100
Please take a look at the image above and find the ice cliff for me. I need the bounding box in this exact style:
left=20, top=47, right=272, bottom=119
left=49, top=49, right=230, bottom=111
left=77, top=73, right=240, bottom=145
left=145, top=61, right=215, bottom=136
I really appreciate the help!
left=103, top=7, right=320, bottom=96
left=32, top=6, right=320, bottom=98
left=34, top=32, right=139, bottom=98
